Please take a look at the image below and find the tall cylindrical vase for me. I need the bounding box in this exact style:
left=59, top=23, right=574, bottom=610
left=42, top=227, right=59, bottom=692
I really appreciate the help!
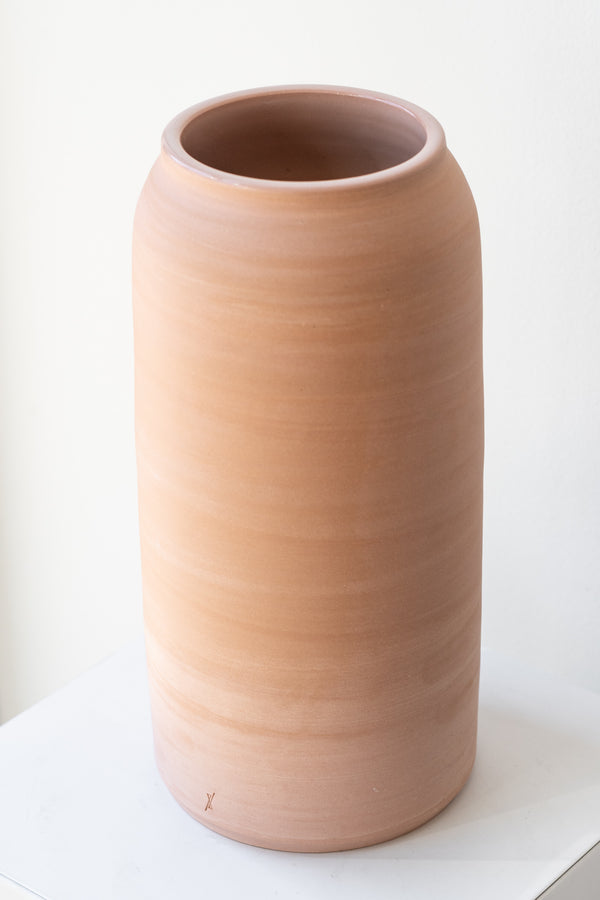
left=133, top=85, right=483, bottom=852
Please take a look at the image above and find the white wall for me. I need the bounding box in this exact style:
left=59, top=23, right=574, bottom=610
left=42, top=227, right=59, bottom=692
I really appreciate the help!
left=1, top=0, right=599, bottom=722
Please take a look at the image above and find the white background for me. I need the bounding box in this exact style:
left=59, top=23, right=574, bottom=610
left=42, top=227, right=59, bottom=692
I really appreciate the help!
left=0, top=0, right=598, bottom=722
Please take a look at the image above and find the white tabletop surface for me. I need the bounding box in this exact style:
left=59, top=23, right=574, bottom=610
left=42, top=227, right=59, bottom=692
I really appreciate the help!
left=0, top=641, right=599, bottom=900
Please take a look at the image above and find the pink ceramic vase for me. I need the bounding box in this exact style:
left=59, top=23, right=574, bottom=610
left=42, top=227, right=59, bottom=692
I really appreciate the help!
left=133, top=85, right=483, bottom=852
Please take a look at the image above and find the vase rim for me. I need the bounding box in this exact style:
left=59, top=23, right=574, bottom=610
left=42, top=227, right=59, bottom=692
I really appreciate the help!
left=161, top=85, right=446, bottom=192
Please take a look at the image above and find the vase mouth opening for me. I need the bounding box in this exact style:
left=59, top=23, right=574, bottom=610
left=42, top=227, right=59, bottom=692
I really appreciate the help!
left=163, top=86, right=445, bottom=190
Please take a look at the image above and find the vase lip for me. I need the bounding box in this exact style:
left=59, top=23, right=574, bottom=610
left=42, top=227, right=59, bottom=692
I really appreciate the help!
left=161, top=84, right=447, bottom=193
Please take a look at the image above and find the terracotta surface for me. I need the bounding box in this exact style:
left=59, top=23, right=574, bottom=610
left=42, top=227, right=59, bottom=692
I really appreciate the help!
left=133, top=85, right=483, bottom=852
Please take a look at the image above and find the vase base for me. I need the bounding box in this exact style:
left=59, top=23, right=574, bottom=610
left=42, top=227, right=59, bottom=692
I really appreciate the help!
left=159, top=754, right=476, bottom=853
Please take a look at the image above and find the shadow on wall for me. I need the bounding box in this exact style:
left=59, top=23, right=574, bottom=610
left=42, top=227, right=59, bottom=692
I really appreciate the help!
left=0, top=592, right=18, bottom=725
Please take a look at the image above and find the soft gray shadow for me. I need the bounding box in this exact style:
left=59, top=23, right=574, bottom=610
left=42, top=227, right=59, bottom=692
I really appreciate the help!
left=0, top=576, right=18, bottom=724
left=352, top=695, right=600, bottom=860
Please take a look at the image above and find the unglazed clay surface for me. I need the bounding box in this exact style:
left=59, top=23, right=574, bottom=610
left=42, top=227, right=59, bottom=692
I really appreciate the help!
left=133, top=85, right=483, bottom=852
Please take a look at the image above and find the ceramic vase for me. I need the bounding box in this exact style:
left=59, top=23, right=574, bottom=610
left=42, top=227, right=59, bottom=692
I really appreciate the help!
left=133, top=85, right=483, bottom=852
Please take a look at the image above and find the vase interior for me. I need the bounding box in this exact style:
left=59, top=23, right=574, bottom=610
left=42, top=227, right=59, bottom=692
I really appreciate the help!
left=179, top=90, right=427, bottom=181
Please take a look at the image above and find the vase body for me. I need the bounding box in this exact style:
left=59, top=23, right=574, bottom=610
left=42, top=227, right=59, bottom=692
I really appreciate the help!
left=133, top=86, right=483, bottom=852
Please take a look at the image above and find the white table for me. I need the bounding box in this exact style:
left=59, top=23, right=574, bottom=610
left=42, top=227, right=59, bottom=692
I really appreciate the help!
left=0, top=641, right=599, bottom=900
